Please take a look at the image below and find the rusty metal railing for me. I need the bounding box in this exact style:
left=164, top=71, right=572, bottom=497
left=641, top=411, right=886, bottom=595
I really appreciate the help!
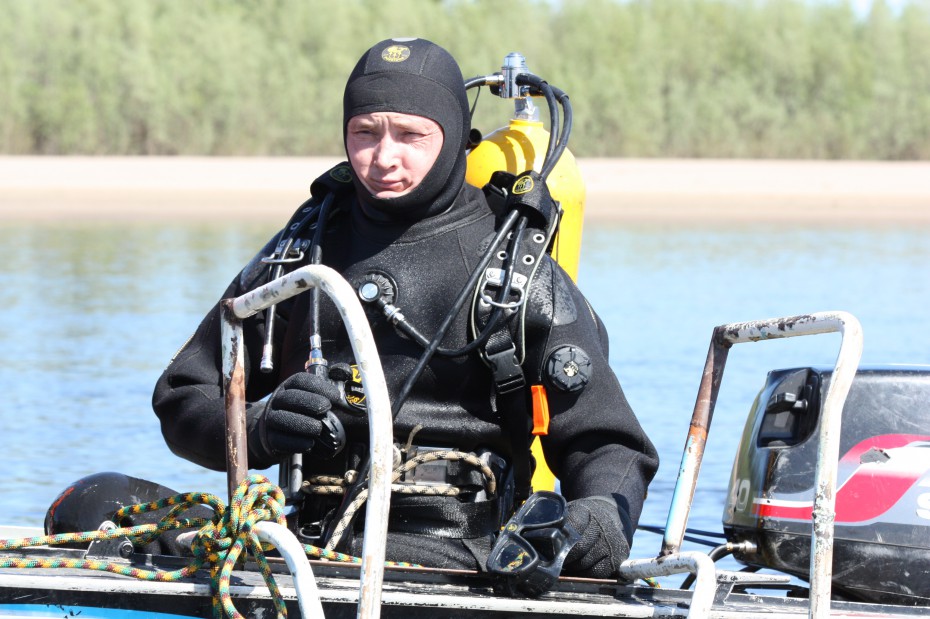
left=619, top=551, right=717, bottom=616
left=221, top=264, right=394, bottom=619
left=658, top=311, right=863, bottom=619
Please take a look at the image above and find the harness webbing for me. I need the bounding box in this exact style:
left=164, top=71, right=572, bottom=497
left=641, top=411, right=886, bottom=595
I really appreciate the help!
left=472, top=182, right=561, bottom=504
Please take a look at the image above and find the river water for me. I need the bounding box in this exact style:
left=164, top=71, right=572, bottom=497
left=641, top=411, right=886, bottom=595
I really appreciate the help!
left=1, top=219, right=928, bottom=571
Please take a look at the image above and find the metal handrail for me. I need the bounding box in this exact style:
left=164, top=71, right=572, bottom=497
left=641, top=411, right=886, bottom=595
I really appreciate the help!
left=659, top=311, right=863, bottom=619
left=221, top=264, right=394, bottom=619
left=253, top=521, right=325, bottom=617
left=619, top=551, right=717, bottom=617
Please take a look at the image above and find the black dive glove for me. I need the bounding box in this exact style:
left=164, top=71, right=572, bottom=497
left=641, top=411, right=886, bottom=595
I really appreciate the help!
left=563, top=496, right=632, bottom=578
left=249, top=370, right=347, bottom=463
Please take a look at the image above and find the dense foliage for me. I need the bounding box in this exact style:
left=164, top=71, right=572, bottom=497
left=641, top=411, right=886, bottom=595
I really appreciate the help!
left=1, top=0, right=927, bottom=158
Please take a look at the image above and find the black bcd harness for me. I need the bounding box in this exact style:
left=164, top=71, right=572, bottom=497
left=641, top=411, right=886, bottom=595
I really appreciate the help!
left=471, top=170, right=561, bottom=504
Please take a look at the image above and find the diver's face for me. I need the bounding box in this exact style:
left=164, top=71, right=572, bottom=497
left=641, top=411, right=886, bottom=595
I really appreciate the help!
left=346, top=112, right=444, bottom=199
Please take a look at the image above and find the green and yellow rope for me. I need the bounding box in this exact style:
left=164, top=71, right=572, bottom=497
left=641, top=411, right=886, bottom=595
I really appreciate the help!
left=0, top=474, right=415, bottom=618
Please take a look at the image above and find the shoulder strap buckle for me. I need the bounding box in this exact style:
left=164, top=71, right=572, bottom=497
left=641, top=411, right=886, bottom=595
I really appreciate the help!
left=485, top=343, right=526, bottom=394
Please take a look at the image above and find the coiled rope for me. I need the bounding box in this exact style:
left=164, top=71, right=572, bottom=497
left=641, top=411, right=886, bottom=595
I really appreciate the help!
left=0, top=474, right=413, bottom=618
left=304, top=448, right=497, bottom=553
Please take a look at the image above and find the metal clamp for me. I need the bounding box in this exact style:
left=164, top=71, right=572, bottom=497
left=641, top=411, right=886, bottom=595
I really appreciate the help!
left=261, top=239, right=311, bottom=265
left=480, top=268, right=527, bottom=310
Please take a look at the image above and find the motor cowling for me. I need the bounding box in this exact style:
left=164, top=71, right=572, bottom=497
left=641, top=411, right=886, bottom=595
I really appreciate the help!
left=723, top=366, right=930, bottom=605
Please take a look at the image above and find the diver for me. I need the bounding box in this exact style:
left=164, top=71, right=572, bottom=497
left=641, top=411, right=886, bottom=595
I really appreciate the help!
left=150, top=38, right=658, bottom=583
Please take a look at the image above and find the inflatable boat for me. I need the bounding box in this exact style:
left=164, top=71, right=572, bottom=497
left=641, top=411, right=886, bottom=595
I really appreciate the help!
left=1, top=53, right=927, bottom=618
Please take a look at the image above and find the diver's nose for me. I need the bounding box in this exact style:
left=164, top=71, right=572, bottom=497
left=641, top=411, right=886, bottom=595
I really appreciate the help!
left=372, top=134, right=400, bottom=169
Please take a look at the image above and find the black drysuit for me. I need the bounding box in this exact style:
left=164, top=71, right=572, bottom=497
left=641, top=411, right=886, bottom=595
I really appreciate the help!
left=152, top=182, right=658, bottom=569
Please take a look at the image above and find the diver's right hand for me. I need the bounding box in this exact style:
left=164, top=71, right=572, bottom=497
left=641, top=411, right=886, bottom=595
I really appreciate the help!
left=250, top=372, right=346, bottom=461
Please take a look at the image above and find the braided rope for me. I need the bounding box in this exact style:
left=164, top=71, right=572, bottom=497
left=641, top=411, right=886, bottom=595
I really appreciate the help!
left=305, top=482, right=462, bottom=496
left=0, top=474, right=417, bottom=617
left=322, top=449, right=498, bottom=552
left=324, top=487, right=372, bottom=553
left=395, top=450, right=497, bottom=496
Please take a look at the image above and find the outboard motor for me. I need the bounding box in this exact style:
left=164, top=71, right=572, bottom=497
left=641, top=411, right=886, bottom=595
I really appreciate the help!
left=723, top=366, right=930, bottom=606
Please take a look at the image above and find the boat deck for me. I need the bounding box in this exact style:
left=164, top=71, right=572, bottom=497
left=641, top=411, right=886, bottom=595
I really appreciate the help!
left=1, top=543, right=926, bottom=618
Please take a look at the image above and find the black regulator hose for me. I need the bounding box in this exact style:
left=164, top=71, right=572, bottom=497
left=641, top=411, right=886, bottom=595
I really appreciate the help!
left=515, top=73, right=561, bottom=178
left=388, top=214, right=529, bottom=359
left=390, top=209, right=522, bottom=417
left=306, top=191, right=335, bottom=376
left=464, top=75, right=493, bottom=90
left=517, top=76, right=573, bottom=181
left=545, top=86, right=572, bottom=180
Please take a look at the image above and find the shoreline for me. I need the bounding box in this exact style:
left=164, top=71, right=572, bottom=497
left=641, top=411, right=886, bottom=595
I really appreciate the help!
left=1, top=156, right=928, bottom=224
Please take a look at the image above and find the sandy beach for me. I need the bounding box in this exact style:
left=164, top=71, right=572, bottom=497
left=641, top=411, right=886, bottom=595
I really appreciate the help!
left=1, top=156, right=928, bottom=224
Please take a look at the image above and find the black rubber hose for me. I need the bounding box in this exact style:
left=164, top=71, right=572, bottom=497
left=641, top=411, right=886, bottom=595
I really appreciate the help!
left=391, top=209, right=522, bottom=417
left=544, top=86, right=573, bottom=180
left=389, top=215, right=529, bottom=358
left=680, top=543, right=737, bottom=590
left=515, top=73, right=560, bottom=180
left=464, top=75, right=496, bottom=90
left=307, top=192, right=335, bottom=363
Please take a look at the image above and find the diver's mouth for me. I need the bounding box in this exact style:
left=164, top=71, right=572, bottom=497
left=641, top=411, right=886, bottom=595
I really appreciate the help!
left=368, top=178, right=407, bottom=194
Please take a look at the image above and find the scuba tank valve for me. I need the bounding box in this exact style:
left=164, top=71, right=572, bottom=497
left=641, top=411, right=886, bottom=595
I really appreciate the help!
left=466, top=53, right=586, bottom=282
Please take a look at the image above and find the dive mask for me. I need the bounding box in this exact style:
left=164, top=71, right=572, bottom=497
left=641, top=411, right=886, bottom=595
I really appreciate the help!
left=486, top=490, right=580, bottom=597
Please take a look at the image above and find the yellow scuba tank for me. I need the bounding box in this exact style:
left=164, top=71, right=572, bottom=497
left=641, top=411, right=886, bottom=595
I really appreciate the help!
left=465, top=76, right=586, bottom=492
left=466, top=117, right=586, bottom=282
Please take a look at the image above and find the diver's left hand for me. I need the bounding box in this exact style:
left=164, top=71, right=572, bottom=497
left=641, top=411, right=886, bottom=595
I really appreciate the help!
left=563, top=497, right=631, bottom=578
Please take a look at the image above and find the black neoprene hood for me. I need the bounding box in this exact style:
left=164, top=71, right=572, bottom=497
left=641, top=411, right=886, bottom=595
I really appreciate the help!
left=343, top=38, right=471, bottom=219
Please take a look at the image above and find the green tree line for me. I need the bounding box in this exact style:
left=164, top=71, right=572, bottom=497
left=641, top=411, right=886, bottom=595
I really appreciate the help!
left=1, top=0, right=928, bottom=158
